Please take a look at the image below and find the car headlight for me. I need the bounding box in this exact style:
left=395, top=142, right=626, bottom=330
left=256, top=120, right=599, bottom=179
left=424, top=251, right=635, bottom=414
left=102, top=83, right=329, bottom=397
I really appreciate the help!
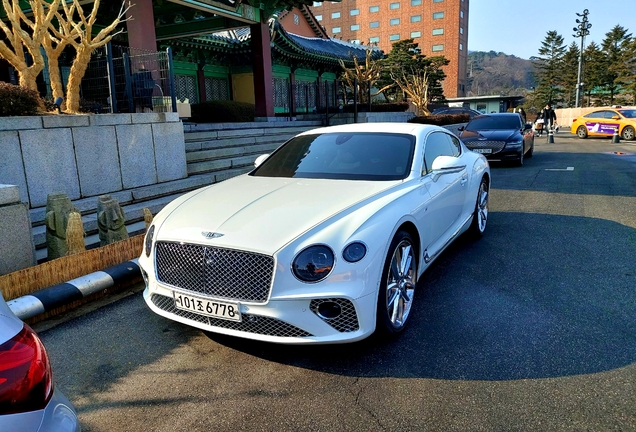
left=506, top=140, right=523, bottom=147
left=292, top=245, right=334, bottom=282
left=342, top=242, right=367, bottom=263
left=145, top=225, right=155, bottom=257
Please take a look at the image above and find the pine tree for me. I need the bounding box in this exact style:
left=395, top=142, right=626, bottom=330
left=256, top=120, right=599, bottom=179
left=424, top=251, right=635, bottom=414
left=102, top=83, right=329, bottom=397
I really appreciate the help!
left=600, top=25, right=632, bottom=104
left=582, top=42, right=605, bottom=106
left=378, top=39, right=448, bottom=115
left=532, top=30, right=567, bottom=107
left=561, top=42, right=580, bottom=108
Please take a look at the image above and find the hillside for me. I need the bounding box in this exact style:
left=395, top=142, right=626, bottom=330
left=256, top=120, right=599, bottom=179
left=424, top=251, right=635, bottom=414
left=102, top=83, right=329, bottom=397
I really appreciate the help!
left=465, top=51, right=536, bottom=96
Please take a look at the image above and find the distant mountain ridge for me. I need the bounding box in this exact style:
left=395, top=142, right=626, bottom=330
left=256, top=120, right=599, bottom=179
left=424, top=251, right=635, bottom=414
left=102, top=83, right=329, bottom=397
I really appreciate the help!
left=464, top=51, right=536, bottom=96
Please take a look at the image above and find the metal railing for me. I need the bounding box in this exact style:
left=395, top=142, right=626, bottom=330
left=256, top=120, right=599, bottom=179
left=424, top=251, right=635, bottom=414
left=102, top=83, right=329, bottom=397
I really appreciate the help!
left=62, top=44, right=176, bottom=114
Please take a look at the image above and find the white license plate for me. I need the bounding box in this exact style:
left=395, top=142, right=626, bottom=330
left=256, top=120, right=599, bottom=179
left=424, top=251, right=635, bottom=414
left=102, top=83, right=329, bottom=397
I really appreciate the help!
left=173, top=292, right=241, bottom=322
left=474, top=148, right=492, bottom=154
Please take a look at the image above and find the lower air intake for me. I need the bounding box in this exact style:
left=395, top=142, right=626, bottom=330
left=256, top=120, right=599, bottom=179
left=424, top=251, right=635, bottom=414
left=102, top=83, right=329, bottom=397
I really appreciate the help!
left=151, top=294, right=313, bottom=338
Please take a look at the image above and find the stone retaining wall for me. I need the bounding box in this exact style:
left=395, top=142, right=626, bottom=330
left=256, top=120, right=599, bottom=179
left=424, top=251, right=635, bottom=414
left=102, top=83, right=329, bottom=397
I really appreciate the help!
left=0, top=113, right=187, bottom=208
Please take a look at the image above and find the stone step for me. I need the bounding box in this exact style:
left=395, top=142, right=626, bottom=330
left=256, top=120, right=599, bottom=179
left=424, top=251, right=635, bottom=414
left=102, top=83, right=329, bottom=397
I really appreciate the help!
left=186, top=142, right=281, bottom=163
left=32, top=164, right=254, bottom=260
left=35, top=220, right=148, bottom=263
left=183, top=120, right=322, bottom=135
left=29, top=174, right=216, bottom=226
left=185, top=133, right=295, bottom=153
left=184, top=126, right=304, bottom=142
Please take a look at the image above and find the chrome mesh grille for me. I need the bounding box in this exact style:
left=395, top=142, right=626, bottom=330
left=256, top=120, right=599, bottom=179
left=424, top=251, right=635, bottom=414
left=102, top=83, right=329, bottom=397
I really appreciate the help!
left=155, top=242, right=274, bottom=303
left=151, top=294, right=313, bottom=337
left=310, top=298, right=359, bottom=332
left=464, top=140, right=506, bottom=153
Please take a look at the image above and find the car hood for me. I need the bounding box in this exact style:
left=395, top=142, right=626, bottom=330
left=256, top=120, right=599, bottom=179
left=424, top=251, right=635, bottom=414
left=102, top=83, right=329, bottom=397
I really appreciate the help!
left=460, top=129, right=520, bottom=142
left=155, top=175, right=400, bottom=255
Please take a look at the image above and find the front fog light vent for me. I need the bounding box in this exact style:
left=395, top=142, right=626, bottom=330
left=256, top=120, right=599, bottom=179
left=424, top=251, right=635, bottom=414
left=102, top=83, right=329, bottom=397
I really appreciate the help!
left=310, top=298, right=360, bottom=333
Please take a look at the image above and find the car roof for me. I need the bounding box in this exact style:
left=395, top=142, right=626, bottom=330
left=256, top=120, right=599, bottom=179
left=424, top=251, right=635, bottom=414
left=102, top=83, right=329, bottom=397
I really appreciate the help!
left=298, top=122, right=441, bottom=136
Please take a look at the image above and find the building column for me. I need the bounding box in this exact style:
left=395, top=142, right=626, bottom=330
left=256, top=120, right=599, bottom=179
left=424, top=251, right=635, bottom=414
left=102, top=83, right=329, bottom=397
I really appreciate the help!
left=197, top=67, right=206, bottom=103
left=289, top=69, right=296, bottom=116
left=126, top=0, right=158, bottom=52
left=250, top=21, right=275, bottom=120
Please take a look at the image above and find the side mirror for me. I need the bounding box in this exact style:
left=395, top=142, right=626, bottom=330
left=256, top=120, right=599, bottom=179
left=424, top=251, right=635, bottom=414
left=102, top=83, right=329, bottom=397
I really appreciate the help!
left=431, top=155, right=466, bottom=180
left=612, top=115, right=620, bottom=120
left=457, top=126, right=465, bottom=132
left=254, top=154, right=270, bottom=168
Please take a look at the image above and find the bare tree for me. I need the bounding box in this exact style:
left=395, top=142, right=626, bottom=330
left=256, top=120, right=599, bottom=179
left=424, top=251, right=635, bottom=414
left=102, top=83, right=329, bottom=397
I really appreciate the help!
left=43, top=1, right=80, bottom=101
left=0, top=0, right=61, bottom=89
left=389, top=65, right=433, bottom=116
left=57, top=0, right=131, bottom=112
left=339, top=50, right=385, bottom=105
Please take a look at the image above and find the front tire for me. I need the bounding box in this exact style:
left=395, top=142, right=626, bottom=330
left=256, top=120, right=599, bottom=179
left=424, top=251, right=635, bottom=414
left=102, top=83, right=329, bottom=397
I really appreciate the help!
left=577, top=125, right=588, bottom=139
left=621, top=126, right=635, bottom=141
left=376, top=231, right=417, bottom=336
left=516, top=147, right=524, bottom=166
left=468, top=176, right=489, bottom=239
left=526, top=140, right=534, bottom=158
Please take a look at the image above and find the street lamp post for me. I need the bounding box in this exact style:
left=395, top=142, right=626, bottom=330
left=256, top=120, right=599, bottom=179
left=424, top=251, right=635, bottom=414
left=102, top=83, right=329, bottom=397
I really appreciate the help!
left=573, top=9, right=592, bottom=108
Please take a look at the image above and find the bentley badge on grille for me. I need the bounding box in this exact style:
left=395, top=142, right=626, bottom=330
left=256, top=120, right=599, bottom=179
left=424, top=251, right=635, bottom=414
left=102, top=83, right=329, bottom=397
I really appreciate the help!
left=202, top=231, right=224, bottom=239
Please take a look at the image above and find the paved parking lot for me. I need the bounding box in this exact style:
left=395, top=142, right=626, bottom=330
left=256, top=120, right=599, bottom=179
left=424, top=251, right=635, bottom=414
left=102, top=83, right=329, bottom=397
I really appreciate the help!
left=38, top=133, right=636, bottom=431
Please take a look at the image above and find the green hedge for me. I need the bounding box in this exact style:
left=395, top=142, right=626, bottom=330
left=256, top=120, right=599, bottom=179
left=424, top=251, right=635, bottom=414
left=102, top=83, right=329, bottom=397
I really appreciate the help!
left=190, top=100, right=255, bottom=123
left=408, top=113, right=470, bottom=126
left=317, top=102, right=409, bottom=114
left=0, top=82, right=44, bottom=116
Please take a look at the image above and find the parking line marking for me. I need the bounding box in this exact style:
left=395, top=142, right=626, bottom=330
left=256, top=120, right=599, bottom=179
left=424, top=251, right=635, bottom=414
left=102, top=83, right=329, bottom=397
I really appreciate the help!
left=545, top=167, right=575, bottom=171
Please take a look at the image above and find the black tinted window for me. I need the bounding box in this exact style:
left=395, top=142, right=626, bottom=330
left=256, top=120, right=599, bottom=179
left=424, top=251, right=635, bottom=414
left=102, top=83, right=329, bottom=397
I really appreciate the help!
left=466, top=115, right=522, bottom=131
left=251, top=132, right=415, bottom=180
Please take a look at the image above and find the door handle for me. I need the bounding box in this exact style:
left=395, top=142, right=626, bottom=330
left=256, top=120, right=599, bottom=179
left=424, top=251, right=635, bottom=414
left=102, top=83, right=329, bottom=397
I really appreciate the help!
left=460, top=178, right=468, bottom=186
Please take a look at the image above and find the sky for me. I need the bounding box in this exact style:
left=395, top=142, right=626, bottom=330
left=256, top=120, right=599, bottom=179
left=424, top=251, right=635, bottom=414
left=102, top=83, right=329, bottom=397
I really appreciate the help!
left=467, top=0, right=635, bottom=60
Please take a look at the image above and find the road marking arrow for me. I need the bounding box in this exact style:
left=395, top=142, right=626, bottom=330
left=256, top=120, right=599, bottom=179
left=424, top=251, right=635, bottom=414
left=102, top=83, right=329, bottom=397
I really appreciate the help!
left=544, top=167, right=574, bottom=171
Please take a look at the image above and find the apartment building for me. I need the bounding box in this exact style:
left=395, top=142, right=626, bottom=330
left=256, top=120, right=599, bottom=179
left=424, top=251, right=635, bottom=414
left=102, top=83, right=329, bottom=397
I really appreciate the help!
left=309, top=0, right=468, bottom=97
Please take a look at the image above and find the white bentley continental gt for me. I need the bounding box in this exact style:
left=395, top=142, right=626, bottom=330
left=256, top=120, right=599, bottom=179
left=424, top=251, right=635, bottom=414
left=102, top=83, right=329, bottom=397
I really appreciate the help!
left=140, top=123, right=490, bottom=344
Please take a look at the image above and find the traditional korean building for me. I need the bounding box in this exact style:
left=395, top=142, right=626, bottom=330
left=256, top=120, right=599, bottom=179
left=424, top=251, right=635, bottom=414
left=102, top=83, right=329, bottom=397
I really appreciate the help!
left=0, top=2, right=382, bottom=119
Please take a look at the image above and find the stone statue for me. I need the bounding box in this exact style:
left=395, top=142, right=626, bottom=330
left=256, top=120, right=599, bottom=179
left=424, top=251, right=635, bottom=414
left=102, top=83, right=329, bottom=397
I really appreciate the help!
left=65, top=211, right=85, bottom=255
left=97, top=195, right=128, bottom=246
left=45, top=193, right=76, bottom=260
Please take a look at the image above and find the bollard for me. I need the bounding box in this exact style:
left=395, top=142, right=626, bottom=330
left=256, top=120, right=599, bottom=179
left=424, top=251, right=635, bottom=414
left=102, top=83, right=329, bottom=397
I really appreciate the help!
left=612, top=127, right=621, bottom=143
left=548, top=127, right=555, bottom=144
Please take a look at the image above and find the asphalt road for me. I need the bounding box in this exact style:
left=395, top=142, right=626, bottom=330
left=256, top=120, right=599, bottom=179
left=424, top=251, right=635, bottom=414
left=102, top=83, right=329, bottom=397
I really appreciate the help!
left=37, top=132, right=636, bottom=432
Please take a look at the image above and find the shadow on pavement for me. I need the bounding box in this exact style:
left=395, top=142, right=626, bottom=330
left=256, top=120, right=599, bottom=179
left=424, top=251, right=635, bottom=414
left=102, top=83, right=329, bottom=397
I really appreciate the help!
left=208, top=212, right=636, bottom=381
left=488, top=151, right=636, bottom=197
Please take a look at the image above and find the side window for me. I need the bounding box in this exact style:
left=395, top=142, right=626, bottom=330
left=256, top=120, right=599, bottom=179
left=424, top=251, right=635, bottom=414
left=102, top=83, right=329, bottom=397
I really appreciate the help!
left=584, top=111, right=604, bottom=119
left=448, top=135, right=461, bottom=157
left=423, top=132, right=455, bottom=174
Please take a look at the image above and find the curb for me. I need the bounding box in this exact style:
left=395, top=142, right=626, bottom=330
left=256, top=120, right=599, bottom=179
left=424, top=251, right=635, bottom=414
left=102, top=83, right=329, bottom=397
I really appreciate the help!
left=7, top=259, right=141, bottom=320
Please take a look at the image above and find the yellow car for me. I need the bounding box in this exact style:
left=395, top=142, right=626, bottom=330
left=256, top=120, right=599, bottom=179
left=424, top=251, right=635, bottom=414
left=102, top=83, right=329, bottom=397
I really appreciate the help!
left=571, top=108, right=636, bottom=140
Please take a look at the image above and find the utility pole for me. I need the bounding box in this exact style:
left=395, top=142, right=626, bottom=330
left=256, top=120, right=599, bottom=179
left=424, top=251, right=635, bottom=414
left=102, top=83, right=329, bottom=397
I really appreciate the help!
left=573, top=9, right=592, bottom=108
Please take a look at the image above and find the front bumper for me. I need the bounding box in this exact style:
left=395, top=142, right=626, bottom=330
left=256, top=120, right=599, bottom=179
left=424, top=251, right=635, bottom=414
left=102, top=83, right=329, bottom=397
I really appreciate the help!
left=143, top=282, right=377, bottom=344
left=467, top=145, right=522, bottom=162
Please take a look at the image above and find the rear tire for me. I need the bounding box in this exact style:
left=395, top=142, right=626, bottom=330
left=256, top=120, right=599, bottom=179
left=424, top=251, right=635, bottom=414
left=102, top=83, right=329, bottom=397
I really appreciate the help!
left=376, top=231, right=417, bottom=337
left=577, top=126, right=588, bottom=139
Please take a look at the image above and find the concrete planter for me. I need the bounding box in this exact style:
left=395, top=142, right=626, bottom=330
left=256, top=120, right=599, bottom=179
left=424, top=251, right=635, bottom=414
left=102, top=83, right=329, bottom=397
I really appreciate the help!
left=0, top=113, right=187, bottom=208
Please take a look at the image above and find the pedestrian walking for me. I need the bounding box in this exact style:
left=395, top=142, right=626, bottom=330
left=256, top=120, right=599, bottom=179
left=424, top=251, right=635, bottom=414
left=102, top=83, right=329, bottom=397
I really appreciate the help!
left=517, top=107, right=527, bottom=125
left=540, top=103, right=557, bottom=134
left=535, top=109, right=545, bottom=136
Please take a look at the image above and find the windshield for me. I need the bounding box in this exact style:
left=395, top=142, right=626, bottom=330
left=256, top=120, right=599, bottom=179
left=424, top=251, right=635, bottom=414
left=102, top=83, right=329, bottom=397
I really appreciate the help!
left=251, top=132, right=415, bottom=180
left=466, top=115, right=521, bottom=131
left=618, top=109, right=636, bottom=118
